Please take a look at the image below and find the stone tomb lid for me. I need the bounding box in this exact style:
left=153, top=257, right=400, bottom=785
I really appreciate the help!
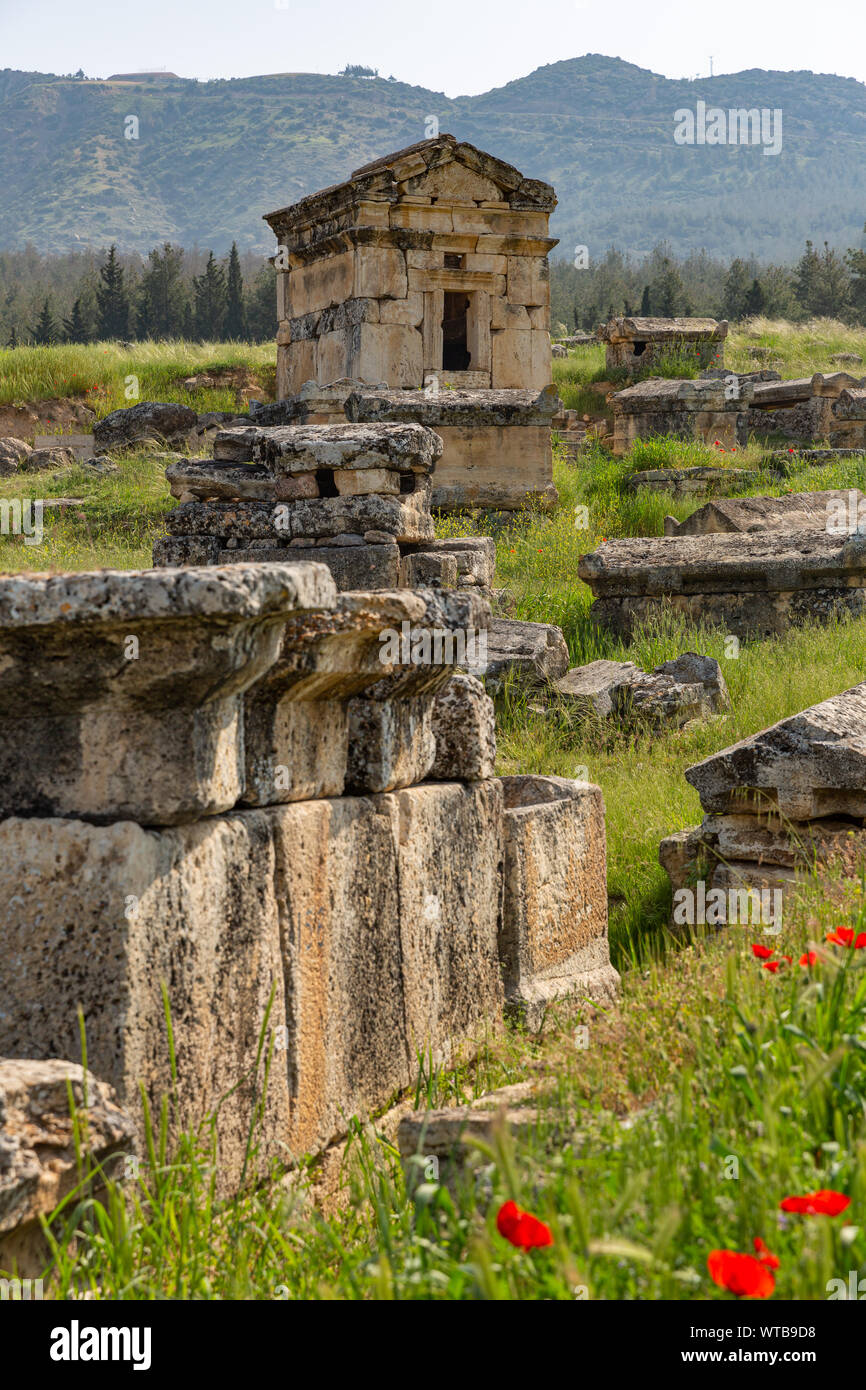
left=600, top=316, right=728, bottom=342
left=0, top=561, right=337, bottom=628
left=666, top=490, right=865, bottom=537
left=345, top=384, right=561, bottom=427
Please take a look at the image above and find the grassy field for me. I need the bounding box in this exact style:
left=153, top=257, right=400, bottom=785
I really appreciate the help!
left=3, top=325, right=866, bottom=1301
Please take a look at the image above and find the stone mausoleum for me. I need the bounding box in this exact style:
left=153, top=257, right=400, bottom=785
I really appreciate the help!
left=262, top=136, right=560, bottom=511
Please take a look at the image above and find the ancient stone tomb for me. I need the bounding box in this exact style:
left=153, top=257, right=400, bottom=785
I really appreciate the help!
left=265, top=134, right=557, bottom=397
left=0, top=561, right=617, bottom=1189
left=600, top=316, right=728, bottom=375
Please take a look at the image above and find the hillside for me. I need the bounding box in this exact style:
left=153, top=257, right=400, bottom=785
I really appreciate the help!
left=1, top=55, right=865, bottom=261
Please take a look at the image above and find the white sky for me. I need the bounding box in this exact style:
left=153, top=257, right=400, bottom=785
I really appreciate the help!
left=0, top=0, right=864, bottom=94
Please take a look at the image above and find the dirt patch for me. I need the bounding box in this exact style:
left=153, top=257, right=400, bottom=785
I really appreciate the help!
left=0, top=398, right=96, bottom=445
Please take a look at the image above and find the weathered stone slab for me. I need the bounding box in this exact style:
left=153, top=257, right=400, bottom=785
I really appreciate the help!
left=685, top=681, right=866, bottom=820
left=399, top=549, right=459, bottom=588
left=664, top=490, right=864, bottom=537
left=0, top=563, right=335, bottom=825
left=166, top=458, right=277, bottom=501
left=0, top=1060, right=134, bottom=1278
left=499, top=775, right=619, bottom=1029
left=470, top=616, right=569, bottom=689
left=165, top=493, right=434, bottom=543
left=579, top=532, right=866, bottom=639
left=614, top=653, right=729, bottom=725
left=254, top=421, right=441, bottom=475
left=628, top=467, right=759, bottom=496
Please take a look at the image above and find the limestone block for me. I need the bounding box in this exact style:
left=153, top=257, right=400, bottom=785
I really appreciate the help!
left=166, top=459, right=276, bottom=502
left=315, top=330, right=352, bottom=385
left=665, top=491, right=864, bottom=537
left=378, top=292, right=425, bottom=326
left=553, top=659, right=642, bottom=715
left=490, top=301, right=531, bottom=333
left=218, top=543, right=402, bottom=591
left=354, top=247, right=408, bottom=301
left=272, top=781, right=505, bottom=1154
left=389, top=204, right=454, bottom=233
left=506, top=255, right=550, bottom=308
left=0, top=1060, right=134, bottom=1279
left=353, top=322, right=424, bottom=388
left=281, top=339, right=317, bottom=396
left=275, top=473, right=320, bottom=500
left=152, top=534, right=222, bottom=567
left=423, top=536, right=497, bottom=587
left=465, top=253, right=508, bottom=275
left=499, top=775, right=619, bottom=1029
left=213, top=427, right=259, bottom=462
left=0, top=812, right=293, bottom=1188
left=333, top=467, right=400, bottom=496
left=242, top=590, right=429, bottom=804
left=287, top=493, right=435, bottom=543
left=255, top=421, right=441, bottom=475
left=346, top=695, right=436, bottom=792
left=430, top=674, right=496, bottom=780
left=290, top=250, right=355, bottom=316
left=685, top=681, right=866, bottom=821
left=491, top=328, right=534, bottom=388
left=398, top=549, right=459, bottom=588
left=0, top=564, right=335, bottom=825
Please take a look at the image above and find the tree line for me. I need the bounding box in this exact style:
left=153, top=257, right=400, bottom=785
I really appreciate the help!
left=1, top=242, right=278, bottom=347
left=550, top=232, right=866, bottom=334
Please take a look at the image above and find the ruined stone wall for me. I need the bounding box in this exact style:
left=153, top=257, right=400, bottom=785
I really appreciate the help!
left=0, top=562, right=616, bottom=1187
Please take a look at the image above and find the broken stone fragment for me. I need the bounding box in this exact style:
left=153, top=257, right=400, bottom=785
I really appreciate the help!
left=0, top=562, right=336, bottom=825
left=165, top=458, right=277, bottom=501
left=0, top=436, right=32, bottom=474
left=430, top=674, right=497, bottom=781
left=93, top=401, right=198, bottom=451
left=0, top=1059, right=134, bottom=1278
left=684, top=681, right=866, bottom=821
left=553, top=659, right=642, bottom=715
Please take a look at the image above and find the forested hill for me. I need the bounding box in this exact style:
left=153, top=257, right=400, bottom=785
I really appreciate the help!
left=1, top=55, right=865, bottom=261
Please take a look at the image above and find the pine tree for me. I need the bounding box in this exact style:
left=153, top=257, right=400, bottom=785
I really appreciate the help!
left=96, top=245, right=130, bottom=339
left=846, top=226, right=866, bottom=322
left=192, top=251, right=227, bottom=340
left=137, top=243, right=187, bottom=339
left=62, top=297, right=90, bottom=343
left=224, top=242, right=246, bottom=339
left=32, top=298, right=56, bottom=345
left=744, top=278, right=766, bottom=317
left=794, top=240, right=821, bottom=315
left=639, top=284, right=651, bottom=315
left=722, top=259, right=751, bottom=320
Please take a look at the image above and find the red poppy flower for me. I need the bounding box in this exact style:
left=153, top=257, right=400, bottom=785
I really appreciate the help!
left=763, top=960, right=781, bottom=972
left=707, top=1249, right=775, bottom=1298
left=780, top=1190, right=850, bottom=1217
left=496, top=1199, right=553, bottom=1250
left=800, top=951, right=817, bottom=967
left=753, top=1237, right=779, bottom=1269
left=752, top=943, right=774, bottom=959
left=826, top=926, right=866, bottom=948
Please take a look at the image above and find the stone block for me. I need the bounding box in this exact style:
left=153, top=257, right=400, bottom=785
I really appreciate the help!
left=471, top=616, right=569, bottom=690
left=430, top=674, right=496, bottom=780
left=499, top=775, right=619, bottom=1029
left=399, top=550, right=459, bottom=588
left=333, top=467, right=400, bottom=496
left=0, top=563, right=335, bottom=825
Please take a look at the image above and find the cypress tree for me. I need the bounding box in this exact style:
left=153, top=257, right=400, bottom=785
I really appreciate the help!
left=224, top=242, right=246, bottom=339
left=96, top=245, right=130, bottom=339
left=32, top=298, right=56, bottom=344
left=193, top=251, right=227, bottom=340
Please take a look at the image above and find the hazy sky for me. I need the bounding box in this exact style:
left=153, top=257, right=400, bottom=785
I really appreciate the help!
left=1, top=0, right=864, bottom=95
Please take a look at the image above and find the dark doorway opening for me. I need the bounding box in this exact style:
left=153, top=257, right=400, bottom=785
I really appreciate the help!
left=632, top=340, right=647, bottom=357
left=315, top=468, right=339, bottom=497
left=442, top=292, right=471, bottom=371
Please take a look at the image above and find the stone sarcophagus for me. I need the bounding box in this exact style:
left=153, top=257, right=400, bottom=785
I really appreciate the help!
left=600, top=316, right=728, bottom=375
left=264, top=134, right=558, bottom=398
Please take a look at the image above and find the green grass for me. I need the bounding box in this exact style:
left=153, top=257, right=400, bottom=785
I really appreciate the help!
left=4, top=331, right=866, bottom=1301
